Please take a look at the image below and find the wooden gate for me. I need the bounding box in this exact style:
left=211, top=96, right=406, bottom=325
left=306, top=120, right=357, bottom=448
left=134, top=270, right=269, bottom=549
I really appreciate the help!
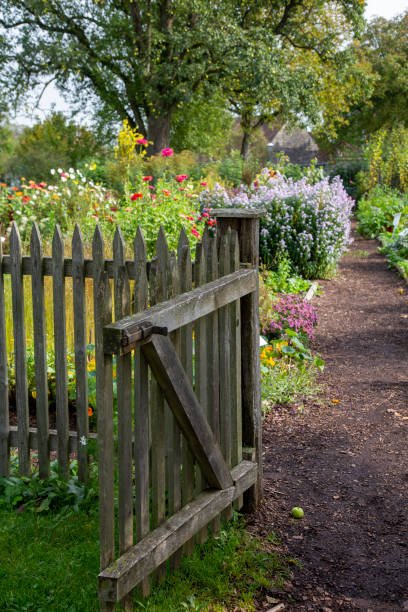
left=97, top=209, right=264, bottom=610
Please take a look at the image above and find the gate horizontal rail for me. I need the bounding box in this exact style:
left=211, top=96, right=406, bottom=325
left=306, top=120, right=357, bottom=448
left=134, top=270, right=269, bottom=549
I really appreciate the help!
left=103, top=267, right=257, bottom=355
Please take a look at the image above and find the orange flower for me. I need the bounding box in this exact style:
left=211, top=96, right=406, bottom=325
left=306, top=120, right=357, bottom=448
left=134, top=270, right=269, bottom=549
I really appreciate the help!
left=11, top=186, right=18, bottom=191
left=331, top=399, right=339, bottom=403
left=162, top=189, right=170, bottom=196
left=88, top=406, right=93, bottom=417
left=0, top=183, right=6, bottom=188
left=16, top=191, right=23, bottom=196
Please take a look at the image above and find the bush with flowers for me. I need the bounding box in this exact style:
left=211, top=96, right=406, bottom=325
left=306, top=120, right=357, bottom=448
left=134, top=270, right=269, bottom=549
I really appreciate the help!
left=199, top=168, right=354, bottom=279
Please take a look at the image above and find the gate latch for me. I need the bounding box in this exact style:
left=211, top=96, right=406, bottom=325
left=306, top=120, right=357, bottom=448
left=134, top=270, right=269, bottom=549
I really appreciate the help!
left=121, top=320, right=168, bottom=350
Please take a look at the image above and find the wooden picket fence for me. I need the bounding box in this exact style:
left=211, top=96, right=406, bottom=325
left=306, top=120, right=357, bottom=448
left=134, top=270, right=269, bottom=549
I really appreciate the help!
left=0, top=208, right=263, bottom=611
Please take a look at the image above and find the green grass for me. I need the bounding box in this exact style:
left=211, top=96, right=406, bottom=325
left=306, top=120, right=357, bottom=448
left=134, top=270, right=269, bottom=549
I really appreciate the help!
left=0, top=510, right=291, bottom=612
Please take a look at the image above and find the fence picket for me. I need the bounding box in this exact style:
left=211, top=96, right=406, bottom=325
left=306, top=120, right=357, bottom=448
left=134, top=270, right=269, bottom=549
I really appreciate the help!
left=166, top=251, right=182, bottom=569
left=0, top=238, right=9, bottom=476
left=52, top=225, right=69, bottom=479
left=133, top=226, right=150, bottom=597
left=10, top=222, right=29, bottom=475
left=194, top=242, right=208, bottom=545
left=202, top=228, right=221, bottom=533
left=30, top=223, right=50, bottom=479
left=113, top=226, right=133, bottom=611
left=72, top=224, right=88, bottom=483
left=230, top=230, right=243, bottom=509
left=177, top=229, right=195, bottom=556
left=219, top=230, right=232, bottom=520
left=149, top=254, right=167, bottom=582
left=93, top=226, right=115, bottom=612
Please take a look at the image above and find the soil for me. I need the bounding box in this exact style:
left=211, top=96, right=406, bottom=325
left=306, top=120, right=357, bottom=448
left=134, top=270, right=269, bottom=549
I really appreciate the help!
left=250, top=225, right=408, bottom=612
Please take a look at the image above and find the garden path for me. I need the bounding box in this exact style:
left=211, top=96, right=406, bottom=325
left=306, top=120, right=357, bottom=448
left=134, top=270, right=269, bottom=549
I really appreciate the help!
left=250, top=225, right=408, bottom=611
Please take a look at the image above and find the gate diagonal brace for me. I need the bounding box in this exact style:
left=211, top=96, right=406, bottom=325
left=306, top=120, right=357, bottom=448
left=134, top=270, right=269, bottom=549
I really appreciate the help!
left=142, top=334, right=233, bottom=491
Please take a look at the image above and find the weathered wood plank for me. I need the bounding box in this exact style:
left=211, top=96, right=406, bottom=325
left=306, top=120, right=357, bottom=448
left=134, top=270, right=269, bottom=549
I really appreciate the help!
left=202, top=229, right=221, bottom=534
left=194, top=242, right=208, bottom=544
left=98, top=460, right=257, bottom=603
left=149, top=256, right=166, bottom=583
left=10, top=223, right=29, bottom=475
left=177, top=230, right=195, bottom=556
left=52, top=226, right=69, bottom=479
left=230, top=230, right=243, bottom=510
left=214, top=210, right=263, bottom=509
left=30, top=224, right=50, bottom=479
left=104, top=268, right=257, bottom=355
left=113, top=226, right=133, bottom=611
left=0, top=239, right=9, bottom=476
left=166, top=251, right=182, bottom=570
left=72, top=224, right=88, bottom=483
left=218, top=230, right=232, bottom=470
left=218, top=230, right=232, bottom=521
left=133, top=226, right=150, bottom=597
left=93, top=226, right=115, bottom=603
left=142, top=334, right=233, bottom=491
left=9, top=426, right=97, bottom=452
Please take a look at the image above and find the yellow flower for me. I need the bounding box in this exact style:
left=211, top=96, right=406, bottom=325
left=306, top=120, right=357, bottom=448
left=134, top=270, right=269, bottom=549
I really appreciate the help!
left=21, top=177, right=26, bottom=181
left=16, top=191, right=23, bottom=196
left=52, top=194, right=59, bottom=199
left=267, top=358, right=275, bottom=366
left=32, top=391, right=36, bottom=399
left=398, top=288, right=404, bottom=294
left=332, top=399, right=339, bottom=403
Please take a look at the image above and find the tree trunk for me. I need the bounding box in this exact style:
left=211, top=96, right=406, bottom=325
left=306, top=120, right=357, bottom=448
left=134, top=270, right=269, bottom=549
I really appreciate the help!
left=240, top=131, right=251, bottom=162
left=147, top=113, right=172, bottom=155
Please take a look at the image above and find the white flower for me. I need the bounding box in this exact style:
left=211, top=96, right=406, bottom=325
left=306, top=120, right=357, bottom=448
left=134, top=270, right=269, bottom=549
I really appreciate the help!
left=50, top=168, right=56, bottom=175
left=69, top=168, right=74, bottom=174
left=0, top=237, right=5, bottom=243
left=57, top=168, right=63, bottom=173
left=80, top=435, right=87, bottom=446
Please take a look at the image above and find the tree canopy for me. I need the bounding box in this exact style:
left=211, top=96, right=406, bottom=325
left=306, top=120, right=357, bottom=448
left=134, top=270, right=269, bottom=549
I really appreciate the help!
left=0, top=1, right=366, bottom=153
left=330, top=10, right=408, bottom=146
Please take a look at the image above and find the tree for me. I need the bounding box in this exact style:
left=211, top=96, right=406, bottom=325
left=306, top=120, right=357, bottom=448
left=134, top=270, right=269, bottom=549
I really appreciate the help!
left=331, top=10, right=408, bottom=146
left=0, top=1, right=365, bottom=154
left=9, top=112, right=103, bottom=181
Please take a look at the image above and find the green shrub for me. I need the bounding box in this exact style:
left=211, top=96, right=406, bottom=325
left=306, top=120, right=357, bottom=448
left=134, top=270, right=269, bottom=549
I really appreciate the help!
left=357, top=185, right=408, bottom=239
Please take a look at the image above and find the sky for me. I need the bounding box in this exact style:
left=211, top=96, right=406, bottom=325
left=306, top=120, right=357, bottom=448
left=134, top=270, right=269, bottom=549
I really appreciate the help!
left=13, top=0, right=408, bottom=126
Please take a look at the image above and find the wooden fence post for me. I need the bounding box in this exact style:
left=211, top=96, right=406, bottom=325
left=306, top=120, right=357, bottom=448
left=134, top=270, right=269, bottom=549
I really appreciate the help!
left=214, top=209, right=264, bottom=510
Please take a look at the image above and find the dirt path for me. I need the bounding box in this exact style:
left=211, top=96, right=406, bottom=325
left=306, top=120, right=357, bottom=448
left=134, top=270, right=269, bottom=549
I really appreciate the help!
left=251, top=227, right=408, bottom=611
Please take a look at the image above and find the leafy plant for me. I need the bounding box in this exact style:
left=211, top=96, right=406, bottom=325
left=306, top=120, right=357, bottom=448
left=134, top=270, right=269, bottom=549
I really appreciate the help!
left=0, top=457, right=98, bottom=514
left=357, top=185, right=408, bottom=239
left=260, top=257, right=313, bottom=295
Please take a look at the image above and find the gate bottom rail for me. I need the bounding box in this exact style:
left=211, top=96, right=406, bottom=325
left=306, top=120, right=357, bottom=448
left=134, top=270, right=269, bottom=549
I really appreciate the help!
left=98, top=459, right=257, bottom=603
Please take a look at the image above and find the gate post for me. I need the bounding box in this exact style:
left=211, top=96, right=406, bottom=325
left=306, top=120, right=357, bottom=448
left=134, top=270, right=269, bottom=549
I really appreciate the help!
left=213, top=209, right=264, bottom=510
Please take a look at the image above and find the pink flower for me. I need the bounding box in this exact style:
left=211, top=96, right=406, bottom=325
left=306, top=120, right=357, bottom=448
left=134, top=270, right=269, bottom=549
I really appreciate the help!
left=176, top=174, right=188, bottom=183
left=61, top=173, right=67, bottom=178
left=161, top=148, right=174, bottom=157
left=142, top=175, right=152, bottom=181
left=200, top=182, right=207, bottom=186
left=137, top=138, right=148, bottom=146
left=191, top=229, right=200, bottom=238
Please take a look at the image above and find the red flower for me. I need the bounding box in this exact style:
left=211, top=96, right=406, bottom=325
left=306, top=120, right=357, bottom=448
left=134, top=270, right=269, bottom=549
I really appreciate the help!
left=176, top=174, right=188, bottom=183
left=161, top=148, right=174, bottom=157
left=131, top=192, right=143, bottom=200
left=142, top=176, right=152, bottom=182
left=22, top=195, right=30, bottom=203
left=200, top=182, right=207, bottom=186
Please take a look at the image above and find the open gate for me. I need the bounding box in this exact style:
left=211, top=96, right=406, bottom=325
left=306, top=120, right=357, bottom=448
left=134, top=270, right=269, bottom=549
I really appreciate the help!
left=96, top=209, right=264, bottom=610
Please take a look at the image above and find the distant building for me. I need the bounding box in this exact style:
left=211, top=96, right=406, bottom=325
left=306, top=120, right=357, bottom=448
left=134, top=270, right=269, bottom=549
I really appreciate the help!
left=263, top=124, right=325, bottom=166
